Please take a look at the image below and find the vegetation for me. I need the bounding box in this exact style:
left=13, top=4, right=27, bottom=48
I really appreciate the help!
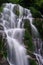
left=29, top=7, right=42, bottom=18
left=1, top=0, right=42, bottom=17
left=33, top=18, right=43, bottom=40
left=0, top=0, right=43, bottom=65
left=29, top=59, right=37, bottom=65
left=24, top=19, right=37, bottom=65
left=0, top=0, right=43, bottom=17
left=24, top=19, right=35, bottom=52
left=13, top=5, right=20, bottom=16
left=0, top=32, right=7, bottom=58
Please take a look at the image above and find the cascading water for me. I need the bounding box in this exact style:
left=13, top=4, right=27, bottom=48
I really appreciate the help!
left=30, top=13, right=43, bottom=65
left=1, top=3, right=33, bottom=65
left=0, top=3, right=43, bottom=65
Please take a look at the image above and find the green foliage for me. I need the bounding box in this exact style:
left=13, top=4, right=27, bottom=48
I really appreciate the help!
left=29, top=7, right=42, bottom=18
left=9, top=0, right=19, bottom=4
left=24, top=19, right=35, bottom=52
left=0, top=6, right=3, bottom=12
left=39, top=3, right=43, bottom=14
left=24, top=19, right=31, bottom=33
left=29, top=59, right=37, bottom=65
left=33, top=18, right=43, bottom=40
left=24, top=30, right=35, bottom=51
left=35, top=0, right=43, bottom=7
left=0, top=33, right=7, bottom=58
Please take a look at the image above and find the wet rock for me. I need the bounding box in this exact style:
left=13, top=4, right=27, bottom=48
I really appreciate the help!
left=0, top=24, right=4, bottom=30
left=13, top=5, right=19, bottom=16
left=0, top=13, right=2, bottom=19
left=0, top=19, right=3, bottom=23
left=0, top=57, right=9, bottom=65
left=23, top=9, right=28, bottom=16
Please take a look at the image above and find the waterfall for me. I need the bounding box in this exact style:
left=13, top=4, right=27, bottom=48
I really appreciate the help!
left=1, top=3, right=33, bottom=65
left=0, top=3, right=43, bottom=65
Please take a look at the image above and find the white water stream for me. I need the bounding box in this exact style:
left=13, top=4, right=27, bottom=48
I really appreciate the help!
left=0, top=3, right=43, bottom=65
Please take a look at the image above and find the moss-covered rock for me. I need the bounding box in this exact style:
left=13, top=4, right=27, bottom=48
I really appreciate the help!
left=13, top=5, right=20, bottom=16
left=24, top=19, right=35, bottom=52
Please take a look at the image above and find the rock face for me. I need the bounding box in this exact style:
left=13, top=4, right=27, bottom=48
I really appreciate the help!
left=0, top=13, right=9, bottom=65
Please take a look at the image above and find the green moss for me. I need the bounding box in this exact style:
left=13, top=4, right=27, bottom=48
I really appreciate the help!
left=14, top=9, right=19, bottom=16
left=29, top=59, right=37, bottom=65
left=24, top=19, right=31, bottom=33
left=24, top=30, right=35, bottom=51
left=24, top=19, right=35, bottom=52
left=13, top=5, right=19, bottom=16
